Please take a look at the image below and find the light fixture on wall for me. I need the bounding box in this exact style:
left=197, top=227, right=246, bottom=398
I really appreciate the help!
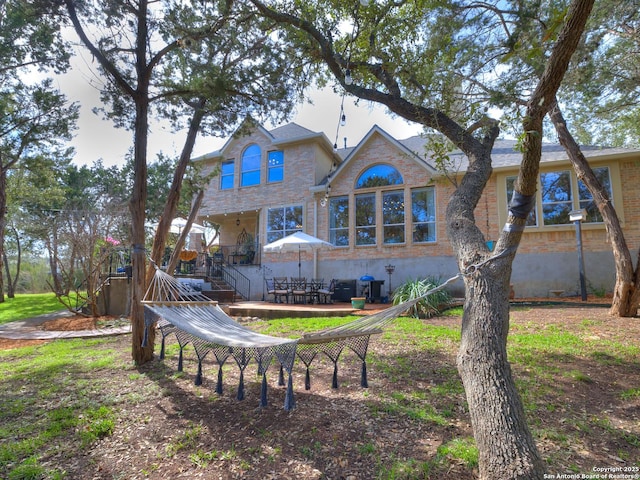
left=236, top=214, right=240, bottom=226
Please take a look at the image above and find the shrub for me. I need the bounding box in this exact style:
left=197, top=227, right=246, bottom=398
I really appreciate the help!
left=392, top=276, right=452, bottom=318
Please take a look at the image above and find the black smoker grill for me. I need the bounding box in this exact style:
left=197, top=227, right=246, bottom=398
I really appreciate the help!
left=359, top=275, right=385, bottom=303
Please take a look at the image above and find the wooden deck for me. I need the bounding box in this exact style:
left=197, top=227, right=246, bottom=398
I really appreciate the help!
left=224, top=300, right=392, bottom=319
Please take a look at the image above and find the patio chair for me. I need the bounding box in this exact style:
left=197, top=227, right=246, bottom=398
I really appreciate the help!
left=290, top=277, right=307, bottom=304
left=308, top=278, right=324, bottom=304
left=317, top=278, right=336, bottom=304
left=265, top=278, right=276, bottom=302
left=273, top=277, right=291, bottom=303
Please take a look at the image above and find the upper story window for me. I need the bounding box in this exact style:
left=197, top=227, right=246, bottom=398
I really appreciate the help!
left=356, top=164, right=403, bottom=189
left=329, top=196, right=349, bottom=246
left=241, top=144, right=261, bottom=187
left=266, top=205, right=303, bottom=243
left=411, top=187, right=436, bottom=243
left=220, top=160, right=234, bottom=190
left=268, top=150, right=284, bottom=183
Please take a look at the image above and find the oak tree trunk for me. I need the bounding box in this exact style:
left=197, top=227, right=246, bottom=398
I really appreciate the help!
left=146, top=100, right=206, bottom=282
left=0, top=167, right=6, bottom=303
left=166, top=190, right=204, bottom=276
left=457, top=262, right=545, bottom=478
left=549, top=101, right=639, bottom=317
left=130, top=95, right=153, bottom=365
left=447, top=137, right=546, bottom=478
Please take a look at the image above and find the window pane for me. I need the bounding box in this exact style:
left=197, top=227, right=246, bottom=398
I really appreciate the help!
left=329, top=196, right=349, bottom=246
left=355, top=193, right=376, bottom=245
left=267, top=208, right=284, bottom=235
left=241, top=144, right=261, bottom=187
left=506, top=176, right=537, bottom=226
left=578, top=166, right=611, bottom=223
left=356, top=164, right=403, bottom=188
left=220, top=160, right=234, bottom=190
left=241, top=170, right=260, bottom=187
left=268, top=150, right=284, bottom=183
left=284, top=206, right=303, bottom=234
left=383, top=190, right=404, bottom=244
left=413, top=223, right=436, bottom=243
left=267, top=205, right=303, bottom=243
left=411, top=187, right=436, bottom=243
left=541, top=171, right=572, bottom=225
left=221, top=160, right=234, bottom=174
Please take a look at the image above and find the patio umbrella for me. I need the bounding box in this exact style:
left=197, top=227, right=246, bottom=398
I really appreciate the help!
left=263, top=231, right=333, bottom=277
left=168, top=217, right=206, bottom=234
left=149, top=217, right=206, bottom=235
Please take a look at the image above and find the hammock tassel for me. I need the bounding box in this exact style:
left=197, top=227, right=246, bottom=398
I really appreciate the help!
left=178, top=348, right=184, bottom=372
left=305, top=367, right=311, bottom=390
left=361, top=361, right=368, bottom=388
left=159, top=336, right=166, bottom=360
left=284, top=373, right=295, bottom=411
left=216, top=367, right=223, bottom=395
left=237, top=370, right=245, bottom=401
left=332, top=363, right=339, bottom=389
left=278, top=364, right=285, bottom=386
left=195, top=361, right=203, bottom=386
left=260, top=373, right=268, bottom=408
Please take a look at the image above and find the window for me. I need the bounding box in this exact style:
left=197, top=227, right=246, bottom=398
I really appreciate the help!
left=383, top=190, right=405, bottom=244
left=505, top=167, right=613, bottom=227
left=579, top=166, right=612, bottom=223
left=355, top=193, right=376, bottom=245
left=267, top=150, right=284, bottom=183
left=241, top=144, right=261, bottom=187
left=356, top=164, right=403, bottom=188
left=220, top=160, right=234, bottom=190
left=266, top=205, right=303, bottom=243
left=506, top=176, right=537, bottom=226
left=411, top=187, right=436, bottom=243
left=541, top=170, right=572, bottom=225
left=329, top=196, right=349, bottom=246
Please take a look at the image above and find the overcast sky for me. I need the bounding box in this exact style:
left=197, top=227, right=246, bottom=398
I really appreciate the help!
left=53, top=67, right=425, bottom=168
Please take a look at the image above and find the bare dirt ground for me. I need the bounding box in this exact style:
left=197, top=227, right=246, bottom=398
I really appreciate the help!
left=2, top=298, right=639, bottom=479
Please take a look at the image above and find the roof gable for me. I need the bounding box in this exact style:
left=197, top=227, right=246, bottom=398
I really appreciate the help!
left=193, top=120, right=340, bottom=163
left=324, top=125, right=436, bottom=188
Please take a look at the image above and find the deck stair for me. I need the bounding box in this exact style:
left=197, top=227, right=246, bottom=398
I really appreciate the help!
left=202, top=278, right=238, bottom=303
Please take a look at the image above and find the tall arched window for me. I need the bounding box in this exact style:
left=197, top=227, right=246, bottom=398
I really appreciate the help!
left=241, top=144, right=261, bottom=187
left=354, top=164, right=405, bottom=245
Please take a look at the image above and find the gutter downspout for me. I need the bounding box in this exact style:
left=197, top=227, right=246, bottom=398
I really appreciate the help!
left=313, top=197, right=318, bottom=278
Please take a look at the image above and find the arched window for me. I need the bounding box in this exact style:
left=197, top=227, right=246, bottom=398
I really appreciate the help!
left=355, top=164, right=403, bottom=189
left=241, top=144, right=261, bottom=187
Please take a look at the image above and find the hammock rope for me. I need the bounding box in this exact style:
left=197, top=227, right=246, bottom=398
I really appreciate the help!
left=143, top=269, right=299, bottom=410
left=141, top=268, right=458, bottom=410
left=141, top=250, right=517, bottom=410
